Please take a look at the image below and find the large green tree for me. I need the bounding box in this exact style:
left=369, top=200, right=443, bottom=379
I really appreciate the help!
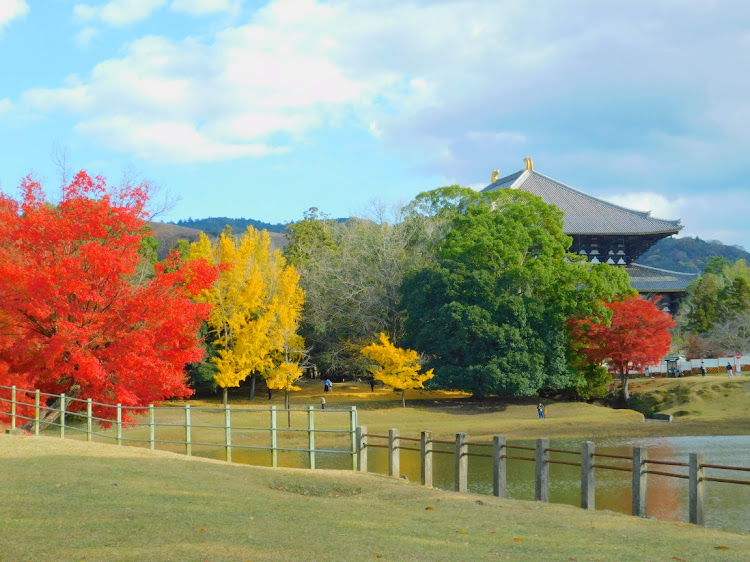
left=400, top=187, right=632, bottom=397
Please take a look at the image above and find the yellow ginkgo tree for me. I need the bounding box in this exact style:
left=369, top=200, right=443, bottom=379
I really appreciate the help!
left=190, top=228, right=305, bottom=405
left=361, top=333, right=434, bottom=407
left=265, top=265, right=306, bottom=420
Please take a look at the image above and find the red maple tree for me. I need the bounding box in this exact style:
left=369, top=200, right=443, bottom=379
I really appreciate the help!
left=0, top=171, right=216, bottom=427
left=569, top=296, right=675, bottom=401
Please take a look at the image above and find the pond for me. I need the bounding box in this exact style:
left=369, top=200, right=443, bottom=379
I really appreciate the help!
left=361, top=434, right=750, bottom=533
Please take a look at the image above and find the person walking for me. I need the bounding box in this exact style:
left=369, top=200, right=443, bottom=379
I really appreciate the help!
left=321, top=396, right=326, bottom=410
left=370, top=378, right=376, bottom=392
left=537, top=403, right=545, bottom=419
left=726, top=362, right=734, bottom=378
left=700, top=361, right=707, bottom=377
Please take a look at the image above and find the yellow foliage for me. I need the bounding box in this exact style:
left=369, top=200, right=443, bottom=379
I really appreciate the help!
left=265, top=361, right=303, bottom=391
left=189, top=228, right=305, bottom=390
left=360, top=333, right=434, bottom=391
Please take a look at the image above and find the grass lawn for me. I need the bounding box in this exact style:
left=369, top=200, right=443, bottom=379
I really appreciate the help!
left=1, top=434, right=748, bottom=561
left=161, top=375, right=750, bottom=442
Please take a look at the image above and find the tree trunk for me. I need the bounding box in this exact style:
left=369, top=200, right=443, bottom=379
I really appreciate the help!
left=621, top=372, right=630, bottom=402
left=20, top=384, right=80, bottom=433
left=285, top=390, right=291, bottom=428
left=249, top=374, right=257, bottom=400
left=401, top=389, right=406, bottom=408
left=222, top=387, right=228, bottom=406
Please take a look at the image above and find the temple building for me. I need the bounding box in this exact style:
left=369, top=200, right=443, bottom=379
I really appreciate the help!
left=482, top=158, right=697, bottom=313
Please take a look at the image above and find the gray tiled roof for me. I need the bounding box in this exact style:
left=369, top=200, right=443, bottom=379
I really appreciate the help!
left=482, top=170, right=682, bottom=236
left=625, top=263, right=697, bottom=292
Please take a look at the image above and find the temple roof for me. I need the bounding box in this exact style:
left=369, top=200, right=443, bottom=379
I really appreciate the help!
left=482, top=169, right=682, bottom=236
left=625, top=263, right=697, bottom=293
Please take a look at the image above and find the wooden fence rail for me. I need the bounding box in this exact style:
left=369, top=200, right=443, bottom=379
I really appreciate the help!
left=0, top=384, right=357, bottom=469
left=358, top=428, right=750, bottom=527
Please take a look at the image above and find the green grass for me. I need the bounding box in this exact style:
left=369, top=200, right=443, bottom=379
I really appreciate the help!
left=1, top=434, right=748, bottom=561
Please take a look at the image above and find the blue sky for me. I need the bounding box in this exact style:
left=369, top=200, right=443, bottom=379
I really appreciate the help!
left=2, top=0, right=749, bottom=250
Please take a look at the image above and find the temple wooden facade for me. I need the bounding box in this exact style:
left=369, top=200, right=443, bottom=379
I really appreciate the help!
left=482, top=158, right=696, bottom=312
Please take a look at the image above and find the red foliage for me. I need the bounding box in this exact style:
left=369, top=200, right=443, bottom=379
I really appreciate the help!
left=0, top=171, right=216, bottom=423
left=569, top=296, right=675, bottom=376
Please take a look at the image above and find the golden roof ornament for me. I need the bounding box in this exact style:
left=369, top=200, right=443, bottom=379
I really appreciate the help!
left=524, top=157, right=533, bottom=171
left=491, top=169, right=499, bottom=183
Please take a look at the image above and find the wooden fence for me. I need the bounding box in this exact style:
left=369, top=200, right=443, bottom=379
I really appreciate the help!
left=0, top=384, right=358, bottom=469
left=4, top=384, right=749, bottom=528
left=356, top=427, right=750, bottom=527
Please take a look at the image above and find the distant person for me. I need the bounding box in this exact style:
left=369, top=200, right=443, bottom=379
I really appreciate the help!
left=700, top=361, right=707, bottom=377
left=537, top=403, right=545, bottom=419
left=325, top=378, right=332, bottom=392
left=370, top=378, right=376, bottom=392
left=727, top=362, right=734, bottom=378
left=321, top=396, right=326, bottom=410
left=543, top=404, right=548, bottom=418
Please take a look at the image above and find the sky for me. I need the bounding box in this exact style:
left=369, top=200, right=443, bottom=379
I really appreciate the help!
left=1, top=0, right=749, bottom=250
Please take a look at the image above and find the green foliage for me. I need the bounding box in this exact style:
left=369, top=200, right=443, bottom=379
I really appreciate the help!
left=572, top=363, right=611, bottom=401
left=283, top=207, right=337, bottom=266
left=401, top=188, right=632, bottom=398
left=637, top=237, right=750, bottom=273
left=680, top=259, right=750, bottom=335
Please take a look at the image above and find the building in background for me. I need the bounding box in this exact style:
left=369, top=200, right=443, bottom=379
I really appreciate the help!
left=483, top=158, right=697, bottom=312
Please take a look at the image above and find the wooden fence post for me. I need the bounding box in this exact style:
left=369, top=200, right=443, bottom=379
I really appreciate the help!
left=34, top=390, right=40, bottom=436
left=455, top=432, right=468, bottom=493
left=493, top=435, right=506, bottom=498
left=632, top=446, right=648, bottom=517
left=388, top=428, right=400, bottom=478
left=116, top=403, right=122, bottom=445
left=149, top=404, right=155, bottom=450
left=535, top=437, right=550, bottom=502
left=689, top=453, right=705, bottom=526
left=10, top=385, right=16, bottom=429
left=86, top=398, right=93, bottom=442
left=350, top=406, right=357, bottom=471
left=421, top=430, right=433, bottom=487
left=356, top=426, right=367, bottom=472
left=60, top=393, right=66, bottom=439
left=581, top=441, right=595, bottom=509
left=184, top=404, right=192, bottom=456
left=271, top=406, right=278, bottom=468
left=225, top=404, right=232, bottom=463
left=308, top=406, right=316, bottom=470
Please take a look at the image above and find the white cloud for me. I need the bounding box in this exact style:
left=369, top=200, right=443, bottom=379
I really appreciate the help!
left=603, top=192, right=684, bottom=221
left=170, top=0, right=239, bottom=16
left=0, top=0, right=28, bottom=32
left=75, top=26, right=99, bottom=48
left=74, top=0, right=167, bottom=26
left=74, top=116, right=286, bottom=163
left=0, top=98, right=15, bottom=114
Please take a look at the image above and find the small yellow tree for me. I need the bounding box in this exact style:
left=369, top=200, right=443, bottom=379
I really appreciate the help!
left=361, top=333, right=434, bottom=407
left=265, top=265, right=306, bottom=421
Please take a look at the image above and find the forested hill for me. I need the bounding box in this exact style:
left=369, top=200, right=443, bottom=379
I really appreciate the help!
left=637, top=236, right=750, bottom=273
left=175, top=217, right=287, bottom=236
